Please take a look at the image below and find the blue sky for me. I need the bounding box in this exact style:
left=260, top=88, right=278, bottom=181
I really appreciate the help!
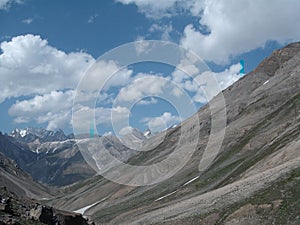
left=0, top=0, right=299, bottom=136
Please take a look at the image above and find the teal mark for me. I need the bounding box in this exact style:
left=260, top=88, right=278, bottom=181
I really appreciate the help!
left=90, top=120, right=94, bottom=138
left=240, top=60, right=244, bottom=76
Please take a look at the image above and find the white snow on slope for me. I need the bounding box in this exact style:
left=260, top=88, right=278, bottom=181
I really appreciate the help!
left=263, top=80, right=269, bottom=85
left=154, top=190, right=177, bottom=202
left=73, top=201, right=99, bottom=215
left=20, top=129, right=27, bottom=137
left=73, top=196, right=110, bottom=215
left=183, top=176, right=199, bottom=186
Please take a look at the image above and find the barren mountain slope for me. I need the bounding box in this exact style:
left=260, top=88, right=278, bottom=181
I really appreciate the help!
left=48, top=42, right=300, bottom=225
left=0, top=153, right=51, bottom=199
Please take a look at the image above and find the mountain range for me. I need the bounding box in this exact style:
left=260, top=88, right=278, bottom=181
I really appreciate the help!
left=0, top=126, right=152, bottom=186
left=0, top=42, right=299, bottom=224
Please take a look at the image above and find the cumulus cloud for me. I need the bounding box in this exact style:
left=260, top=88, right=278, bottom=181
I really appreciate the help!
left=116, top=0, right=180, bottom=18
left=0, top=34, right=135, bottom=131
left=148, top=23, right=173, bottom=41
left=119, top=126, right=134, bottom=135
left=0, top=34, right=94, bottom=103
left=73, top=105, right=130, bottom=132
left=117, top=75, right=168, bottom=102
left=171, top=54, right=202, bottom=83
left=118, top=0, right=300, bottom=64
left=2, top=33, right=244, bottom=131
left=192, top=63, right=241, bottom=103
left=8, top=90, right=74, bottom=130
left=0, top=0, right=21, bottom=10
left=0, top=34, right=139, bottom=131
left=134, top=36, right=151, bottom=55
left=78, top=59, right=133, bottom=93
left=8, top=88, right=130, bottom=131
left=116, top=0, right=202, bottom=19
left=181, top=0, right=300, bottom=64
left=105, top=68, right=133, bottom=90
left=117, top=0, right=207, bottom=19
left=137, top=97, right=158, bottom=105
left=8, top=89, right=131, bottom=131
left=141, top=112, right=180, bottom=132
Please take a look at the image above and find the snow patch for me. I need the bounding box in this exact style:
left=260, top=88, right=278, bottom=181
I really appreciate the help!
left=154, top=190, right=177, bottom=202
left=73, top=196, right=108, bottom=215
left=183, top=176, right=199, bottom=186
left=263, top=80, right=269, bottom=85
left=143, top=130, right=151, bottom=137
left=74, top=202, right=99, bottom=215
left=20, top=129, right=27, bottom=137
left=92, top=155, right=101, bottom=170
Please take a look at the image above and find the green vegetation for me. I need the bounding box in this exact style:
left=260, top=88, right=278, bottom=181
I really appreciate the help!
left=194, top=93, right=300, bottom=192
left=218, top=167, right=300, bottom=225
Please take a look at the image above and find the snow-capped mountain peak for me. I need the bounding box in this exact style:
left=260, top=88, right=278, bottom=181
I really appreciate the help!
left=19, top=129, right=27, bottom=137
left=10, top=127, right=68, bottom=143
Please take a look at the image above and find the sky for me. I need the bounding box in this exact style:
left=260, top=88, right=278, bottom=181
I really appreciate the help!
left=0, top=0, right=299, bottom=136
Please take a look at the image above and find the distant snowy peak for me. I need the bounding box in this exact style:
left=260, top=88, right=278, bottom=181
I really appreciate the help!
left=19, top=129, right=27, bottom=137
left=10, top=128, right=69, bottom=143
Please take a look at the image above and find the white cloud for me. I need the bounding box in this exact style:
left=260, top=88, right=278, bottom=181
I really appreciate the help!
left=79, top=59, right=133, bottom=93
left=8, top=90, right=74, bottom=130
left=181, top=0, right=300, bottom=64
left=103, top=131, right=113, bottom=136
left=0, top=34, right=94, bottom=103
left=116, top=0, right=180, bottom=18
left=119, top=126, right=134, bottom=135
left=96, top=106, right=130, bottom=126
left=137, top=97, right=158, bottom=105
left=0, top=0, right=21, bottom=10
left=134, top=36, right=151, bottom=55
left=117, top=75, right=168, bottom=102
left=142, top=112, right=180, bottom=132
left=104, top=68, right=133, bottom=90
left=171, top=86, right=183, bottom=97
left=7, top=55, right=240, bottom=130
left=171, top=55, right=200, bottom=84
left=1, top=35, right=136, bottom=130
left=116, top=0, right=204, bottom=18
left=118, top=0, right=300, bottom=64
left=21, top=18, right=33, bottom=24
left=170, top=59, right=241, bottom=104
left=73, top=105, right=130, bottom=132
left=148, top=23, right=173, bottom=41
left=116, top=0, right=202, bottom=19
left=214, top=63, right=241, bottom=90
left=8, top=89, right=130, bottom=131
left=192, top=63, right=241, bottom=103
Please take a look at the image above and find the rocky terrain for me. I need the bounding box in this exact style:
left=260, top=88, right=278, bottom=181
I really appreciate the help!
left=0, top=186, right=92, bottom=225
left=0, top=153, right=93, bottom=225
left=0, top=153, right=50, bottom=199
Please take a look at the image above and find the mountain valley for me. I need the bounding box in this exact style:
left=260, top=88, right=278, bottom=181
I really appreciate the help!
left=0, top=42, right=299, bottom=225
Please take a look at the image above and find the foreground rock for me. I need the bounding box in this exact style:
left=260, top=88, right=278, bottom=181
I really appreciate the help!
left=0, top=187, right=93, bottom=225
